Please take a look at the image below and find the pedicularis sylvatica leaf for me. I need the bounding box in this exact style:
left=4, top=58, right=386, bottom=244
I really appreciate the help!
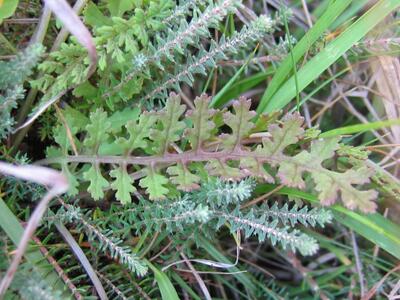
left=44, top=93, right=378, bottom=213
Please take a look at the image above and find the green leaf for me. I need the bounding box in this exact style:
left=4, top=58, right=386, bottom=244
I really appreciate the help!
left=62, top=164, right=79, bottom=196
left=139, top=167, right=169, bottom=200
left=257, top=185, right=400, bottom=260
left=84, top=108, right=111, bottom=151
left=83, top=165, right=109, bottom=200
left=0, top=198, right=70, bottom=294
left=206, top=160, right=242, bottom=180
left=131, top=8, right=149, bottom=45
left=167, top=163, right=200, bottom=192
left=119, top=76, right=143, bottom=100
left=108, top=0, right=135, bottom=17
left=0, top=0, right=18, bottom=22
left=319, top=118, right=400, bottom=138
left=110, top=166, right=136, bottom=204
left=255, top=113, right=304, bottom=162
left=278, top=137, right=378, bottom=212
left=185, top=94, right=215, bottom=151
left=256, top=0, right=352, bottom=113
left=151, top=93, right=186, bottom=154
left=258, top=0, right=400, bottom=113
left=117, top=112, right=157, bottom=154
left=146, top=260, right=180, bottom=300
left=84, top=2, right=112, bottom=27
left=221, top=97, right=255, bottom=150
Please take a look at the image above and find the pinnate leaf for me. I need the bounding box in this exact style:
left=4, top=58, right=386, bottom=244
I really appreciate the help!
left=139, top=167, right=169, bottom=200
left=83, top=165, right=109, bottom=200
left=84, top=109, right=111, bottom=150
left=278, top=137, right=377, bottom=212
left=167, top=163, right=200, bottom=192
left=221, top=97, right=255, bottom=150
left=150, top=93, right=186, bottom=154
left=110, top=166, right=136, bottom=204
left=185, top=94, right=216, bottom=151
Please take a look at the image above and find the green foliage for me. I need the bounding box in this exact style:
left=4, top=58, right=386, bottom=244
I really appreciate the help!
left=54, top=204, right=148, bottom=277
left=0, top=0, right=19, bottom=23
left=93, top=177, right=331, bottom=256
left=30, top=0, right=275, bottom=115
left=2, top=0, right=397, bottom=298
left=46, top=93, right=377, bottom=212
left=0, top=44, right=44, bottom=138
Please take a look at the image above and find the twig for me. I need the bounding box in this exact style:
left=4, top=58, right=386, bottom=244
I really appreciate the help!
left=0, top=163, right=68, bottom=297
left=286, top=252, right=329, bottom=300
left=180, top=252, right=212, bottom=300
left=350, top=231, right=366, bottom=297
left=240, top=184, right=284, bottom=209
left=31, top=236, right=83, bottom=300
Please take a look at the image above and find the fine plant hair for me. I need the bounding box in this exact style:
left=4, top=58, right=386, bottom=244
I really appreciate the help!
left=52, top=203, right=148, bottom=277
left=43, top=93, right=377, bottom=212
left=30, top=0, right=278, bottom=115
left=0, top=44, right=44, bottom=138
left=2, top=0, right=398, bottom=298
left=53, top=177, right=332, bottom=274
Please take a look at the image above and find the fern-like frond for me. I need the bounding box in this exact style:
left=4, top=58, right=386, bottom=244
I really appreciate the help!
left=44, top=93, right=377, bottom=212
left=141, top=15, right=273, bottom=101
left=55, top=205, right=148, bottom=276
left=258, top=203, right=332, bottom=227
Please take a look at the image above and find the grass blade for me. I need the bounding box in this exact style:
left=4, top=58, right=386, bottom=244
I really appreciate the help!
left=259, top=0, right=400, bottom=113
left=257, top=0, right=352, bottom=114
left=319, top=118, right=400, bottom=138
left=146, top=260, right=180, bottom=300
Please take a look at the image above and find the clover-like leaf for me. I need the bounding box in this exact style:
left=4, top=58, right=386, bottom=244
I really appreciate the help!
left=83, top=164, right=109, bottom=200
left=167, top=162, right=200, bottom=192
left=139, top=167, right=169, bottom=200
left=150, top=93, right=186, bottom=154
left=185, top=94, right=216, bottom=151
left=110, top=166, right=136, bottom=204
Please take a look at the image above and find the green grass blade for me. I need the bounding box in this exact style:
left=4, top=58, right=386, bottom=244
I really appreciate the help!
left=146, top=260, right=180, bottom=300
left=198, top=236, right=256, bottom=292
left=259, top=0, right=400, bottom=113
left=210, top=46, right=258, bottom=108
left=211, top=69, right=274, bottom=108
left=255, top=185, right=400, bottom=260
left=319, top=118, right=400, bottom=138
left=171, top=272, right=202, bottom=300
left=0, top=198, right=70, bottom=295
left=257, top=0, right=353, bottom=114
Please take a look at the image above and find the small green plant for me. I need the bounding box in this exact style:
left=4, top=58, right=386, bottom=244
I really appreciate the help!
left=0, top=44, right=43, bottom=138
left=1, top=0, right=400, bottom=299
left=45, top=94, right=377, bottom=212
